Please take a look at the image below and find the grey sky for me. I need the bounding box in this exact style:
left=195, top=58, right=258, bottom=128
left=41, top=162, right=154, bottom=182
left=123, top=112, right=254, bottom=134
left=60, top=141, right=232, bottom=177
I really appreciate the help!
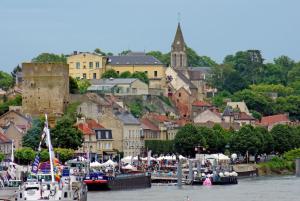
left=1, top=0, right=300, bottom=72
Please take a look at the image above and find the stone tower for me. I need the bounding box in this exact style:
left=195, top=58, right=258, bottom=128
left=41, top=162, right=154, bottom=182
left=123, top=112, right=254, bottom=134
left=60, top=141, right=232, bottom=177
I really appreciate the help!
left=22, top=63, right=69, bottom=118
left=171, top=23, right=187, bottom=68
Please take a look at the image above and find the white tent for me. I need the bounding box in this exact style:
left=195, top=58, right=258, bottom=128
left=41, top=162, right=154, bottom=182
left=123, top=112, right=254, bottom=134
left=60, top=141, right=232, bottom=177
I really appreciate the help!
left=205, top=154, right=230, bottom=161
left=101, top=159, right=117, bottom=167
left=122, top=164, right=137, bottom=171
left=90, top=161, right=101, bottom=167
left=121, top=156, right=133, bottom=163
left=141, top=157, right=156, bottom=161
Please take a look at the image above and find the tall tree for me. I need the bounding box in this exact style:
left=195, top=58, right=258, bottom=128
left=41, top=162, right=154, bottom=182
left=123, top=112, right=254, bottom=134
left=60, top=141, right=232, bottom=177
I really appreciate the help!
left=22, top=118, right=44, bottom=149
left=32, top=53, right=67, bottom=63
left=94, top=48, right=106, bottom=55
left=101, top=69, right=119, bottom=78
left=0, top=71, right=13, bottom=90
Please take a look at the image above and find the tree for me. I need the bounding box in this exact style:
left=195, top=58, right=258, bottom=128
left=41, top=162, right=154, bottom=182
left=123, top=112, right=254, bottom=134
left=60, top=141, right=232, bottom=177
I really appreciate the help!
left=69, top=76, right=79, bottom=94
left=131, top=71, right=149, bottom=84
left=119, top=71, right=132, bottom=78
left=230, top=125, right=263, bottom=156
left=119, top=50, right=132, bottom=56
left=54, top=148, right=75, bottom=163
left=15, top=147, right=35, bottom=165
left=101, top=69, right=119, bottom=78
left=147, top=51, right=170, bottom=66
left=0, top=95, right=22, bottom=115
left=186, top=47, right=217, bottom=67
left=249, top=84, right=294, bottom=97
left=94, top=48, right=106, bottom=55
left=32, top=53, right=66, bottom=63
left=76, top=79, right=91, bottom=94
left=287, top=64, right=300, bottom=84
left=271, top=125, right=296, bottom=153
left=0, top=71, right=13, bottom=90
left=51, top=117, right=83, bottom=150
left=22, top=118, right=44, bottom=149
left=11, top=65, right=22, bottom=85
left=174, top=124, right=206, bottom=156
left=0, top=153, right=4, bottom=162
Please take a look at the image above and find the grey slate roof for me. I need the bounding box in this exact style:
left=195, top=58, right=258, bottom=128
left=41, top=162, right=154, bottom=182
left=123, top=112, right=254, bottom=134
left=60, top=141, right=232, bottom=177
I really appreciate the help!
left=108, top=53, right=162, bottom=65
left=115, top=111, right=140, bottom=125
left=89, top=78, right=138, bottom=86
left=174, top=69, right=197, bottom=89
left=222, top=106, right=233, bottom=117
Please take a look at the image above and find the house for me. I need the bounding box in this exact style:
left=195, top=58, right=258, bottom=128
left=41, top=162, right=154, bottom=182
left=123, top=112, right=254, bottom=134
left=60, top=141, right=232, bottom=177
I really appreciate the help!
left=258, top=114, right=290, bottom=131
left=193, top=109, right=222, bottom=124
left=106, top=52, right=166, bottom=91
left=0, top=88, right=6, bottom=103
left=192, top=100, right=213, bottom=118
left=67, top=52, right=107, bottom=79
left=226, top=101, right=251, bottom=115
left=222, top=106, right=255, bottom=126
left=88, top=78, right=149, bottom=96
left=171, top=87, right=195, bottom=118
left=76, top=119, right=114, bottom=161
left=0, top=131, right=12, bottom=161
left=99, top=110, right=144, bottom=157
left=0, top=110, right=31, bottom=132
left=140, top=118, right=161, bottom=140
left=3, top=122, right=25, bottom=150
left=70, top=93, right=111, bottom=121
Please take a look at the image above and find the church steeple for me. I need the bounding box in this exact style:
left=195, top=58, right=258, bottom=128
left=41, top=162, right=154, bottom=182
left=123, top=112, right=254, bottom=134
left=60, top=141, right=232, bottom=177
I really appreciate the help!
left=171, top=23, right=187, bottom=68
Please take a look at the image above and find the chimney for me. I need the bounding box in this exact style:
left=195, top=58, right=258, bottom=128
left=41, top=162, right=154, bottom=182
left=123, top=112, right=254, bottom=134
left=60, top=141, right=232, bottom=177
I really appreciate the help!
left=73, top=51, right=78, bottom=55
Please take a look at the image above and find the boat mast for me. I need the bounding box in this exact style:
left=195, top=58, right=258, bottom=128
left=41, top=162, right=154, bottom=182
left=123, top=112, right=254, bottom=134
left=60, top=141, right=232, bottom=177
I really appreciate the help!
left=11, top=140, right=14, bottom=163
left=45, top=114, right=55, bottom=183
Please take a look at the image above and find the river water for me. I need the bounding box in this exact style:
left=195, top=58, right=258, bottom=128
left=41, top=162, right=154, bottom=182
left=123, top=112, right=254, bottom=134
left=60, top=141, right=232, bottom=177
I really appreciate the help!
left=88, top=176, right=300, bottom=201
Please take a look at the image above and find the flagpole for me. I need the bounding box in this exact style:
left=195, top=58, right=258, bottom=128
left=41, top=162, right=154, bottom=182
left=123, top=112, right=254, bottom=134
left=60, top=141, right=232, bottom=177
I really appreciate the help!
left=45, top=114, right=55, bottom=183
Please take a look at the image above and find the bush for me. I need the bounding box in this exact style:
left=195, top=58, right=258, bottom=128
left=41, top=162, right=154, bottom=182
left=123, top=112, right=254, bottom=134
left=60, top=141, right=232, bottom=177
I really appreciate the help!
left=283, top=148, right=300, bottom=161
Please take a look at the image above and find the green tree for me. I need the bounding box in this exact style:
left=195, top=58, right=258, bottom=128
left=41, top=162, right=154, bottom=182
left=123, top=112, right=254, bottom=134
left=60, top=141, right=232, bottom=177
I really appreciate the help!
left=186, top=47, right=217, bottom=67
left=0, top=95, right=22, bottom=115
left=287, top=64, right=300, bottom=84
left=69, top=76, right=79, bottom=94
left=94, top=48, right=106, bottom=55
left=249, top=84, right=294, bottom=97
left=76, top=79, right=91, bottom=94
left=119, top=71, right=132, bottom=78
left=119, top=50, right=132, bottom=56
left=0, top=153, right=4, bottom=162
left=22, top=118, right=44, bottom=149
left=0, top=71, right=13, bottom=90
left=15, top=147, right=35, bottom=165
left=11, top=65, right=22, bottom=85
left=51, top=117, right=83, bottom=150
left=174, top=124, right=206, bottom=156
left=54, top=148, right=75, bottom=163
left=101, top=69, right=119, bottom=78
left=147, top=51, right=170, bottom=66
left=32, top=53, right=66, bottom=63
left=271, top=125, right=297, bottom=153
left=131, top=71, right=149, bottom=84
left=230, top=125, right=263, bottom=155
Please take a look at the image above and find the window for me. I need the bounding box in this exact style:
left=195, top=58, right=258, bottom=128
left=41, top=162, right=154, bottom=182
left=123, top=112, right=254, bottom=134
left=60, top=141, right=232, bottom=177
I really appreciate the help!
left=76, top=62, right=80, bottom=69
left=105, top=131, right=109, bottom=139
left=116, top=71, right=119, bottom=74
left=89, top=62, right=93, bottom=68
left=178, top=92, right=181, bottom=97
left=154, top=71, right=158, bottom=77
left=83, top=73, right=87, bottom=79
left=96, top=62, right=100, bottom=68
left=93, top=73, right=97, bottom=79
left=144, top=71, right=148, bottom=74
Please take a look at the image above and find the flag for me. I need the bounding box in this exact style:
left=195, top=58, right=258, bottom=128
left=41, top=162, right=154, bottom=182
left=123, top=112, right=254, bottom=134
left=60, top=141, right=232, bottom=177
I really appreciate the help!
left=32, top=154, right=40, bottom=174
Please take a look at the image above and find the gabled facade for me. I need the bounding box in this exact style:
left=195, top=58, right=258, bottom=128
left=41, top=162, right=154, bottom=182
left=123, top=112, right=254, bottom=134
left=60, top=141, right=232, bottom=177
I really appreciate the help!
left=193, top=109, right=222, bottom=124
left=3, top=122, right=25, bottom=150
left=0, top=110, right=31, bottom=132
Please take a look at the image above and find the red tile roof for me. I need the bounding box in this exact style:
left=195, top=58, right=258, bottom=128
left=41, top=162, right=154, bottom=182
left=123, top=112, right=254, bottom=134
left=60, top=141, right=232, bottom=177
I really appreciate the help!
left=86, top=119, right=104, bottom=129
left=150, top=113, right=169, bottom=123
left=176, top=119, right=189, bottom=126
left=140, top=118, right=159, bottom=131
left=236, top=112, right=255, bottom=120
left=260, top=114, right=290, bottom=125
left=76, top=123, right=94, bottom=135
left=192, top=100, right=212, bottom=107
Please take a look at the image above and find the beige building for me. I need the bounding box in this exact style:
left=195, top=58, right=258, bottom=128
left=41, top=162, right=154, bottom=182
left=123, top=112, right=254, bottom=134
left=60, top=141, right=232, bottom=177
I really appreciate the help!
left=99, top=111, right=144, bottom=157
left=3, top=122, right=25, bottom=150
left=88, top=78, right=149, bottom=96
left=22, top=63, right=69, bottom=119
left=67, top=52, right=107, bottom=80
left=0, top=131, right=13, bottom=161
left=193, top=109, right=222, bottom=124
left=0, top=110, right=31, bottom=132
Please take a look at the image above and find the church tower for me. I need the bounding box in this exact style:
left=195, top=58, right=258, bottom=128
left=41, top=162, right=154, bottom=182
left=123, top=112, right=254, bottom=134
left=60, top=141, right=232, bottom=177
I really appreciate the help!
left=171, top=23, right=187, bottom=68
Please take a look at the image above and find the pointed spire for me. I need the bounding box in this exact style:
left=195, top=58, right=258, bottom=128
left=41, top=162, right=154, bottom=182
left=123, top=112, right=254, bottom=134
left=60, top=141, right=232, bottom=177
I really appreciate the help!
left=172, top=23, right=185, bottom=51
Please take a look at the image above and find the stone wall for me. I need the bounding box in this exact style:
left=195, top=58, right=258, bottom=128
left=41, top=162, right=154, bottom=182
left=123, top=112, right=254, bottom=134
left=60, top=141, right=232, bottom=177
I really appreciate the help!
left=22, top=63, right=69, bottom=117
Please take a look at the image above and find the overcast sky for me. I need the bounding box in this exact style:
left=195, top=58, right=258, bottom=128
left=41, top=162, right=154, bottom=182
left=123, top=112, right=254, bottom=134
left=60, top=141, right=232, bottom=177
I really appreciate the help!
left=1, top=0, right=300, bottom=72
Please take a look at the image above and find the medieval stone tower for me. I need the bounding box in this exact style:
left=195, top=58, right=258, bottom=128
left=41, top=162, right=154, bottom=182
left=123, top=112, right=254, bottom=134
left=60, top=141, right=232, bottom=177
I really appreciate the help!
left=22, top=63, right=69, bottom=119
left=171, top=23, right=187, bottom=68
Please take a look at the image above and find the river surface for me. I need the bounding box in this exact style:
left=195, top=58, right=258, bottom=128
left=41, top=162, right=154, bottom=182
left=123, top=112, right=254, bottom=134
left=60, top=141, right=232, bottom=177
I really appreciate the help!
left=88, top=176, right=300, bottom=201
